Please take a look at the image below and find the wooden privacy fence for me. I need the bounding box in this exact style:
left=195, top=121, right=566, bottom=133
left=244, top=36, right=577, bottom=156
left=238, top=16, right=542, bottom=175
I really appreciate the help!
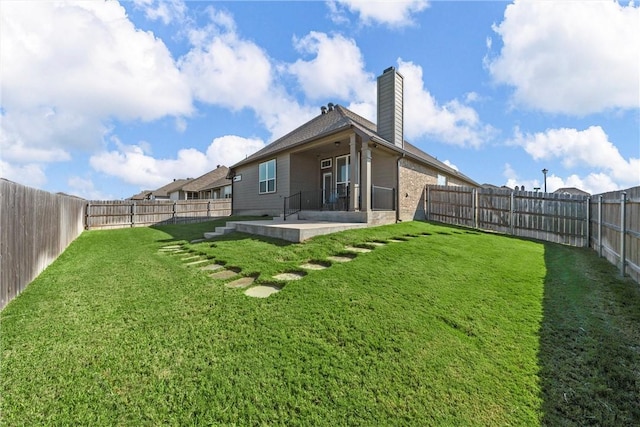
left=85, top=199, right=232, bottom=230
left=1, top=179, right=86, bottom=310
left=426, top=185, right=640, bottom=284
left=589, top=187, right=640, bottom=283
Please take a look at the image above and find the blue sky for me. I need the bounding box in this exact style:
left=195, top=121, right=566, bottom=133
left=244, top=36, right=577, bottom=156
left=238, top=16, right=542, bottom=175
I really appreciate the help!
left=1, top=0, right=638, bottom=199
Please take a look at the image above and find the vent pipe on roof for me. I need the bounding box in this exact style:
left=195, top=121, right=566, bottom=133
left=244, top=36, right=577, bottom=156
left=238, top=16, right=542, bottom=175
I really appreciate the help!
left=321, top=106, right=327, bottom=114
left=328, top=102, right=334, bottom=111
left=377, top=66, right=404, bottom=149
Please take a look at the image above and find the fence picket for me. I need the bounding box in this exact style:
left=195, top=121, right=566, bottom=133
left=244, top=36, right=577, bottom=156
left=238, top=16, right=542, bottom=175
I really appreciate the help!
left=426, top=185, right=639, bottom=284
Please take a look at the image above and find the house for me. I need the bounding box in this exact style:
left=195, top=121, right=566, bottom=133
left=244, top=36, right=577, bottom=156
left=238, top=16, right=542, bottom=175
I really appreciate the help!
left=228, top=66, right=478, bottom=223
left=128, top=190, right=153, bottom=201
left=554, top=187, right=590, bottom=197
left=179, top=165, right=232, bottom=200
left=150, top=178, right=193, bottom=200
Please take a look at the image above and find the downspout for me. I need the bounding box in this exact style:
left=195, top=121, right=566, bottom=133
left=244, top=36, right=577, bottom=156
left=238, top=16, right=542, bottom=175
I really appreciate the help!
left=396, top=153, right=405, bottom=223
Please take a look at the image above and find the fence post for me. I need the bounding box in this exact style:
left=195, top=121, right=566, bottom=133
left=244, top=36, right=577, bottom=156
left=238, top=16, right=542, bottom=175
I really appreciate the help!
left=131, top=202, right=136, bottom=227
left=509, top=191, right=515, bottom=235
left=620, top=192, right=627, bottom=277
left=172, top=201, right=177, bottom=224
left=598, top=195, right=603, bottom=257
left=85, top=202, right=91, bottom=230
left=472, top=188, right=478, bottom=229
left=426, top=186, right=431, bottom=221
left=585, top=197, right=590, bottom=248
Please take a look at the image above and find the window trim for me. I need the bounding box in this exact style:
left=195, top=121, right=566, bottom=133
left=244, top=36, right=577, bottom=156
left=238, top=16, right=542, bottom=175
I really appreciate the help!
left=259, top=159, right=277, bottom=194
left=320, top=158, right=332, bottom=169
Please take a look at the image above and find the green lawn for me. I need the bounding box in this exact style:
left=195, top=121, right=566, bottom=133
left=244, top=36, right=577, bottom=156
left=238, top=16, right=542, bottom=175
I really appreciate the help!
left=1, top=219, right=638, bottom=425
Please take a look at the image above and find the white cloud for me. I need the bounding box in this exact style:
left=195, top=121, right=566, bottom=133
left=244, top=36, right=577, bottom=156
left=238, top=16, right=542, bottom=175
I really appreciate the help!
left=90, top=135, right=264, bottom=189
left=329, top=0, right=429, bottom=27
left=67, top=176, right=114, bottom=200
left=289, top=32, right=375, bottom=102
left=179, top=8, right=315, bottom=139
left=398, top=60, right=494, bottom=147
left=0, top=161, right=48, bottom=189
left=133, top=0, right=186, bottom=25
left=442, top=160, right=459, bottom=171
left=0, top=1, right=192, bottom=156
left=509, top=126, right=640, bottom=186
left=488, top=1, right=640, bottom=115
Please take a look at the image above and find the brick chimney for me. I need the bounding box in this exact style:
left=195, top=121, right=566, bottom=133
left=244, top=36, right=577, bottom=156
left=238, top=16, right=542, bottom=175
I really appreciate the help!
left=377, top=66, right=404, bottom=149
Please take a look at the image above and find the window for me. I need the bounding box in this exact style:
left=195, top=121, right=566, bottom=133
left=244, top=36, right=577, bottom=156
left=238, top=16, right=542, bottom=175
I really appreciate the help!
left=437, top=174, right=447, bottom=186
left=321, top=158, right=332, bottom=169
left=223, top=185, right=232, bottom=198
left=259, top=159, right=276, bottom=194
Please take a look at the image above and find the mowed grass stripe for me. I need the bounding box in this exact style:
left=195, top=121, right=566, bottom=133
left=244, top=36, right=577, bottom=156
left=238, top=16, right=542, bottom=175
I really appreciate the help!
left=1, top=219, right=638, bottom=425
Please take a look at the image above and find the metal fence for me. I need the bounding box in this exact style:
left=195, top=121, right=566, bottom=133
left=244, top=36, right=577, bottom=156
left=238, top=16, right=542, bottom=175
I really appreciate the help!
left=1, top=179, right=86, bottom=310
left=426, top=185, right=639, bottom=284
left=85, top=199, right=232, bottom=230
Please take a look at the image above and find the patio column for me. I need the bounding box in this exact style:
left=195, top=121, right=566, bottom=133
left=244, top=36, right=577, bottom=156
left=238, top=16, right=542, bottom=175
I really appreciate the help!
left=360, top=140, right=371, bottom=212
left=349, top=134, right=358, bottom=211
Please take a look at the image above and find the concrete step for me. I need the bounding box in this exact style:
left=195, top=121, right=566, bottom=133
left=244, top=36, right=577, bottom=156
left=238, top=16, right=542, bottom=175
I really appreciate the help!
left=203, top=222, right=237, bottom=239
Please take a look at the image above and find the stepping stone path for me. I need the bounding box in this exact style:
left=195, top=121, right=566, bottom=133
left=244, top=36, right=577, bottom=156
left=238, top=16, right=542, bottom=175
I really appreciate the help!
left=245, top=285, right=281, bottom=298
left=344, top=246, right=371, bottom=253
left=327, top=255, right=354, bottom=263
left=273, top=272, right=305, bottom=281
left=300, top=262, right=328, bottom=270
left=226, top=276, right=256, bottom=289
left=210, top=269, right=238, bottom=280
left=160, top=233, right=433, bottom=298
left=199, top=263, right=224, bottom=271
left=184, top=259, right=209, bottom=266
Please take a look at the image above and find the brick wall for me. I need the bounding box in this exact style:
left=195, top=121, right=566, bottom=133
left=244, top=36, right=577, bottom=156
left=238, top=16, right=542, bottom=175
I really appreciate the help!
left=398, top=158, right=469, bottom=221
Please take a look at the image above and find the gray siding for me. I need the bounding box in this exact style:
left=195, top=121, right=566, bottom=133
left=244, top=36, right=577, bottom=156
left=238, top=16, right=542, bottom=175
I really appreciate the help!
left=290, top=153, right=319, bottom=193
left=371, top=150, right=396, bottom=189
left=233, top=154, right=290, bottom=216
left=377, top=68, right=403, bottom=148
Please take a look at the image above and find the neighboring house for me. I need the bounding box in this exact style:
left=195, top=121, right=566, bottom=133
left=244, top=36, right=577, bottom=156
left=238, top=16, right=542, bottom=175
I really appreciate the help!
left=179, top=165, right=232, bottom=200
left=228, top=66, right=478, bottom=223
left=129, top=190, right=153, bottom=201
left=554, top=187, right=590, bottom=197
left=151, top=178, right=193, bottom=201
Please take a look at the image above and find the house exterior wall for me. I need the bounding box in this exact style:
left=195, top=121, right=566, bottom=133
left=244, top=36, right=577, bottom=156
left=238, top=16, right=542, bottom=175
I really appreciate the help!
left=371, top=150, right=396, bottom=189
left=397, top=158, right=470, bottom=221
left=232, top=153, right=291, bottom=216
left=290, top=153, right=319, bottom=193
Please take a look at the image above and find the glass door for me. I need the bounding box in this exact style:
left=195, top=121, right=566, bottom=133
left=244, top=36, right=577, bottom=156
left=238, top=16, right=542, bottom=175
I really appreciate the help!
left=322, top=172, right=332, bottom=205
left=335, top=155, right=350, bottom=197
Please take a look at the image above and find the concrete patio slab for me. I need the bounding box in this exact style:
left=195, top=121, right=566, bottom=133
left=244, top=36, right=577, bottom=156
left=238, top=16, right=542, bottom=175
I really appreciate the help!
left=226, top=219, right=369, bottom=243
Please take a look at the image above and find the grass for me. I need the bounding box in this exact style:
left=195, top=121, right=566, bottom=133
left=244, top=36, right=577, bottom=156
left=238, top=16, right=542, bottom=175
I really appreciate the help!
left=1, top=219, right=638, bottom=425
